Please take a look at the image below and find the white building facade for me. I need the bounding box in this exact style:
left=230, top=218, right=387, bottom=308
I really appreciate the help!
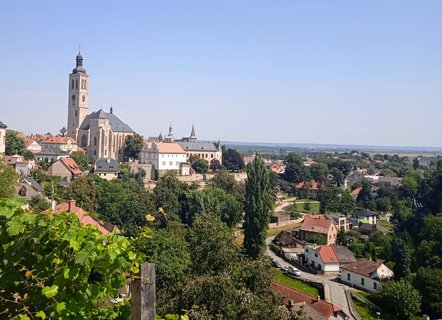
left=140, top=142, right=187, bottom=178
left=340, top=260, right=393, bottom=292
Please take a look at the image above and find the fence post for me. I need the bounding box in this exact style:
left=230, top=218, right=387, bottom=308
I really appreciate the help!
left=131, top=262, right=156, bottom=320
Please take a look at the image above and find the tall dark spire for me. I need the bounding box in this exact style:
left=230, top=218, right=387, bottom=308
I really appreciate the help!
left=190, top=124, right=197, bottom=141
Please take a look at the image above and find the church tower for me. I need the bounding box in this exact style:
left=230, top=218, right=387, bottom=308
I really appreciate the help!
left=67, top=51, right=89, bottom=139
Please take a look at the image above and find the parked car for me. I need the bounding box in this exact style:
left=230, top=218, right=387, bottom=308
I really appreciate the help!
left=272, top=259, right=283, bottom=269
left=285, top=266, right=301, bottom=277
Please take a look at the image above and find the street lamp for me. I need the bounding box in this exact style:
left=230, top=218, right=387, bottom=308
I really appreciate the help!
left=376, top=311, right=381, bottom=320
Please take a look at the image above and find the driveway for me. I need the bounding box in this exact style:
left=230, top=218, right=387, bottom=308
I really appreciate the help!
left=266, top=236, right=355, bottom=320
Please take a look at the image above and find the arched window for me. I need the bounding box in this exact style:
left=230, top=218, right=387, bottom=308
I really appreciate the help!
left=75, top=79, right=78, bottom=89
left=75, top=110, right=77, bottom=117
left=71, top=80, right=74, bottom=89
left=81, top=135, right=87, bottom=147
left=94, top=137, right=97, bottom=146
left=85, top=80, right=87, bottom=90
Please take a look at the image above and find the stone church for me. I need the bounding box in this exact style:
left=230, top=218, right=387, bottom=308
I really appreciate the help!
left=67, top=52, right=133, bottom=163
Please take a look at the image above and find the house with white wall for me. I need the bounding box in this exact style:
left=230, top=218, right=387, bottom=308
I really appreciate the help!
left=352, top=209, right=377, bottom=225
left=340, top=259, right=393, bottom=292
left=301, top=245, right=356, bottom=273
left=139, top=141, right=188, bottom=179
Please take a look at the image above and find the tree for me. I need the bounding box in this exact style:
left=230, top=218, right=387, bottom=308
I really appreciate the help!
left=418, top=162, right=442, bottom=214
left=65, top=175, right=98, bottom=213
left=96, top=178, right=156, bottom=237
left=222, top=148, right=244, bottom=171
left=133, top=225, right=191, bottom=315
left=284, top=153, right=310, bottom=183
left=356, top=178, right=375, bottom=209
left=336, top=229, right=347, bottom=246
left=392, top=237, right=411, bottom=280
left=310, top=163, right=329, bottom=184
left=209, top=158, right=222, bottom=171
left=0, top=160, right=19, bottom=198
left=243, top=153, right=273, bottom=259
left=124, top=133, right=144, bottom=161
left=5, top=130, right=26, bottom=156
left=185, top=187, right=243, bottom=227
left=317, top=186, right=355, bottom=215
left=209, top=169, right=245, bottom=205
left=69, top=151, right=88, bottom=171
left=191, top=157, right=209, bottom=174
left=0, top=198, right=144, bottom=319
left=329, top=167, right=345, bottom=187
left=374, top=280, right=421, bottom=320
left=303, top=200, right=311, bottom=212
left=414, top=267, right=442, bottom=318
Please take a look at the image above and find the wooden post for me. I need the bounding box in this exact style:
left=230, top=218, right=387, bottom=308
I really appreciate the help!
left=131, top=262, right=156, bottom=320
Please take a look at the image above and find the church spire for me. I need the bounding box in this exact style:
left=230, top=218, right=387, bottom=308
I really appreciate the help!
left=190, top=124, right=197, bottom=141
left=73, top=49, right=86, bottom=74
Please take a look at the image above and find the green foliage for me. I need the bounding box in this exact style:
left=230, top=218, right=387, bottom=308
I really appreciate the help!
left=310, top=163, right=329, bottom=184
left=418, top=161, right=442, bottom=214
left=0, top=160, right=19, bottom=198
left=124, top=133, right=144, bottom=161
left=209, top=170, right=245, bottom=205
left=417, top=214, right=442, bottom=268
left=209, top=159, right=222, bottom=171
left=153, top=171, right=191, bottom=222
left=96, top=178, right=155, bottom=237
left=65, top=175, right=98, bottom=213
left=191, top=158, right=209, bottom=174
left=356, top=178, right=375, bottom=210
left=0, top=198, right=144, bottom=319
left=392, top=237, right=411, bottom=280
left=187, top=214, right=240, bottom=276
left=317, top=186, right=355, bottom=215
left=185, top=187, right=243, bottom=228
left=29, top=196, right=50, bottom=212
left=414, top=267, right=442, bottom=318
left=373, top=280, right=421, bottom=320
left=243, top=154, right=273, bottom=259
left=5, top=130, right=26, bottom=156
left=69, top=151, right=89, bottom=171
left=222, top=148, right=244, bottom=171
left=283, top=153, right=310, bottom=183
left=133, top=225, right=191, bottom=316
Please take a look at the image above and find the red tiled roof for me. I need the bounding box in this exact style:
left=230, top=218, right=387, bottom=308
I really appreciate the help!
left=54, top=200, right=109, bottom=235
left=300, top=215, right=334, bottom=234
left=272, top=282, right=340, bottom=318
left=41, top=136, right=78, bottom=144
left=61, top=158, right=83, bottom=175
left=315, top=245, right=339, bottom=264
left=351, top=187, right=362, bottom=196
left=295, top=180, right=320, bottom=190
left=145, top=141, right=186, bottom=154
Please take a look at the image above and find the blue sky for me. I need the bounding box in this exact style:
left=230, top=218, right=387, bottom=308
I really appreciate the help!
left=1, top=1, right=441, bottom=147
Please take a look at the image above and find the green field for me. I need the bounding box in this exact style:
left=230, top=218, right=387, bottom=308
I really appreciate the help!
left=282, top=200, right=320, bottom=214
left=272, top=269, right=319, bottom=296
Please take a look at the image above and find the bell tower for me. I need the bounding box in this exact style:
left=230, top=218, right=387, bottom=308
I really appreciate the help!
left=67, top=50, right=89, bottom=139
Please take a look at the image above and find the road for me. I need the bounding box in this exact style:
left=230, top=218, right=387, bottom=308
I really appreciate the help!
left=266, top=236, right=355, bottom=320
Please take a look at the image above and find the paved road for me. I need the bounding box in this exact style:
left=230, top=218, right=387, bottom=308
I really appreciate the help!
left=266, top=236, right=355, bottom=320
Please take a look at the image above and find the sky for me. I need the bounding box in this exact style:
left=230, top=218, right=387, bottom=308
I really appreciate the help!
left=0, top=1, right=441, bottom=147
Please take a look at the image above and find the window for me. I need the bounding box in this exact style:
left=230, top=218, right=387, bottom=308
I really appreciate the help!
left=347, top=273, right=351, bottom=280
left=314, top=253, right=318, bottom=258
left=176, top=162, right=179, bottom=166
left=72, top=80, right=74, bottom=89
left=75, top=110, right=77, bottom=117
left=162, top=161, right=166, bottom=166
left=94, top=137, right=97, bottom=146
left=169, top=161, right=173, bottom=166
left=19, top=187, right=27, bottom=197
left=361, top=278, right=365, bottom=286
left=373, top=282, right=377, bottom=290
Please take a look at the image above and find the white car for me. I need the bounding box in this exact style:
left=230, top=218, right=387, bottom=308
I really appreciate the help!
left=285, top=266, right=301, bottom=277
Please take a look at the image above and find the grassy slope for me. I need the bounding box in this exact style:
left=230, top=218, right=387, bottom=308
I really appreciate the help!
left=272, top=269, right=319, bottom=296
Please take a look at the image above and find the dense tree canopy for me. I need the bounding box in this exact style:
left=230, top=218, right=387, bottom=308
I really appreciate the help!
left=284, top=153, right=310, bottom=183
left=317, top=186, right=355, bottom=215
left=222, top=148, right=244, bottom=171
left=69, top=151, right=89, bottom=171
left=0, top=160, right=18, bottom=198
left=124, top=133, right=144, bottom=161
left=191, top=157, right=209, bottom=174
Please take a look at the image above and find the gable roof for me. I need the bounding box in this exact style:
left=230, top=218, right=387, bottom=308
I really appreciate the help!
left=315, top=245, right=339, bottom=264
left=340, top=259, right=383, bottom=277
left=272, top=282, right=340, bottom=318
left=144, top=141, right=186, bottom=154
left=21, top=177, right=44, bottom=193
left=295, top=180, right=320, bottom=190
left=274, top=230, right=297, bottom=246
left=353, top=209, right=377, bottom=218
left=41, top=136, right=78, bottom=145
left=300, top=215, right=334, bottom=234
left=61, top=158, right=83, bottom=175
left=79, top=109, right=133, bottom=133
left=54, top=200, right=109, bottom=235
left=177, top=141, right=219, bottom=152
left=0, top=121, right=7, bottom=129
left=350, top=187, right=362, bottom=197
left=334, top=245, right=357, bottom=264
left=37, top=146, right=69, bottom=156
left=95, top=158, right=120, bottom=173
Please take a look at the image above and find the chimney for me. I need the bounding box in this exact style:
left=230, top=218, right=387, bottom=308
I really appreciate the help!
left=68, top=200, right=76, bottom=212
left=317, top=295, right=320, bottom=302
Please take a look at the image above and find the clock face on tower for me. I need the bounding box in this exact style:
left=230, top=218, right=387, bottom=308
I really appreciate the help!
left=82, top=95, right=85, bottom=102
